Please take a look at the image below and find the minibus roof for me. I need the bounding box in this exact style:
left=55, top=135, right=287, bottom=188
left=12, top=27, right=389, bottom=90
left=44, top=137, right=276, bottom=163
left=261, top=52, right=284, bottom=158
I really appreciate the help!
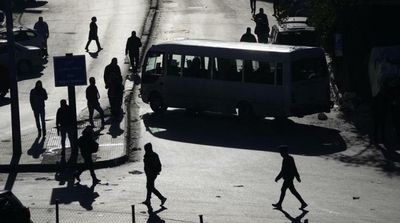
left=147, top=39, right=323, bottom=60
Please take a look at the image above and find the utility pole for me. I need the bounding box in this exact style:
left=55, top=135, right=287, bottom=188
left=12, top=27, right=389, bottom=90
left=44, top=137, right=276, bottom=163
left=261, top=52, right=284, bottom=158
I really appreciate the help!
left=5, top=0, right=22, bottom=155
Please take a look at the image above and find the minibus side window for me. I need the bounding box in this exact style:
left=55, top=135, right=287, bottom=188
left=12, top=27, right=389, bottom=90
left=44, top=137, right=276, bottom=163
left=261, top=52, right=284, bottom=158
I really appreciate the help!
left=214, top=58, right=241, bottom=82
left=144, top=53, right=163, bottom=76
left=183, top=55, right=195, bottom=77
left=182, top=56, right=211, bottom=79
left=167, top=54, right=182, bottom=76
left=202, top=57, right=211, bottom=79
left=244, top=61, right=275, bottom=85
left=276, top=63, right=283, bottom=85
left=292, top=57, right=328, bottom=82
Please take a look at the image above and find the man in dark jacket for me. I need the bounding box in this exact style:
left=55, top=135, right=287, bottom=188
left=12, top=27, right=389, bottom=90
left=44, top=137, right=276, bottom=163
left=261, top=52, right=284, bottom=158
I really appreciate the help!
left=273, top=145, right=307, bottom=209
left=125, top=31, right=142, bottom=72
left=240, top=27, right=257, bottom=43
left=86, top=77, right=105, bottom=127
left=253, top=8, right=270, bottom=43
left=75, top=126, right=100, bottom=185
left=30, top=80, right=48, bottom=136
left=33, top=17, right=49, bottom=56
left=56, top=99, right=75, bottom=161
left=142, top=143, right=167, bottom=206
left=372, top=86, right=391, bottom=143
left=104, top=58, right=123, bottom=117
left=85, top=16, right=102, bottom=51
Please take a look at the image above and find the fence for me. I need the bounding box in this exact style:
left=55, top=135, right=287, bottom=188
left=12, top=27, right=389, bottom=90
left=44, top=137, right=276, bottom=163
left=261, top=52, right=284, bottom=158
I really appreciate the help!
left=29, top=200, right=206, bottom=223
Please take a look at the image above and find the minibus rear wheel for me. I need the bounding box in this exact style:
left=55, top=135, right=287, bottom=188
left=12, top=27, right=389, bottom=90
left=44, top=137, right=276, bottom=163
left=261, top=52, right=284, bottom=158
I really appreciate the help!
left=150, top=94, right=167, bottom=114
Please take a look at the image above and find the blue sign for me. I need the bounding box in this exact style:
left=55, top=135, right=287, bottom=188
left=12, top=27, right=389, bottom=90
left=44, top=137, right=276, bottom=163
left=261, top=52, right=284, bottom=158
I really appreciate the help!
left=54, top=55, right=87, bottom=86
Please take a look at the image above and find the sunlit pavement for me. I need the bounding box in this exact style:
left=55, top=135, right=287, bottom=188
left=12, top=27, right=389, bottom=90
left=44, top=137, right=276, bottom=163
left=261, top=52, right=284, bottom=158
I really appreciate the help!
left=1, top=1, right=400, bottom=223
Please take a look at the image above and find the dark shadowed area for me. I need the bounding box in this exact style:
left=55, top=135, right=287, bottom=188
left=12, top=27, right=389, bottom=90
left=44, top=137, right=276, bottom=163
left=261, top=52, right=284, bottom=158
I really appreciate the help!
left=142, top=109, right=346, bottom=156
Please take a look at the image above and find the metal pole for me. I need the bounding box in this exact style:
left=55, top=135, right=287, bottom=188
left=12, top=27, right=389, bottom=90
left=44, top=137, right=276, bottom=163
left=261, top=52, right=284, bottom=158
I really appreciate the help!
left=65, top=54, right=78, bottom=162
left=131, top=205, right=135, bottom=223
left=199, top=215, right=203, bottom=223
left=67, top=86, right=77, bottom=141
left=55, top=199, right=59, bottom=223
left=4, top=0, right=22, bottom=155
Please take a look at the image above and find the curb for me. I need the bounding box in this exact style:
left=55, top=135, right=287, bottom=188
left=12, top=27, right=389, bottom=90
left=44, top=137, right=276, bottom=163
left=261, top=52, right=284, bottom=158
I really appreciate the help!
left=0, top=0, right=160, bottom=173
left=0, top=156, right=127, bottom=173
left=125, top=0, right=159, bottom=158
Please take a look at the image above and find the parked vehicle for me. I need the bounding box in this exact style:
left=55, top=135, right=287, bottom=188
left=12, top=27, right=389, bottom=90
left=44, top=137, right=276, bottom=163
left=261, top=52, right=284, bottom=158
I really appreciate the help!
left=0, top=190, right=32, bottom=223
left=270, top=17, right=318, bottom=47
left=0, top=26, right=45, bottom=54
left=140, top=39, right=332, bottom=118
left=0, top=39, right=43, bottom=75
left=0, top=10, right=5, bottom=27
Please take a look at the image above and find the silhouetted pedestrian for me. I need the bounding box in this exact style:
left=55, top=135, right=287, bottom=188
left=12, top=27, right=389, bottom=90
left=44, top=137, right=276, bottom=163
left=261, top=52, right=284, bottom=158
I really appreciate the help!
left=30, top=80, right=48, bottom=136
left=273, top=0, right=280, bottom=17
left=56, top=99, right=75, bottom=162
left=250, top=0, right=256, bottom=15
left=86, top=77, right=105, bottom=127
left=75, top=126, right=101, bottom=185
left=240, top=27, right=257, bottom=43
left=104, top=58, right=123, bottom=117
left=142, top=143, right=167, bottom=206
left=272, top=145, right=307, bottom=210
left=85, top=16, right=102, bottom=52
left=253, top=8, right=270, bottom=43
left=372, top=87, right=391, bottom=143
left=34, top=17, right=49, bottom=56
left=125, top=31, right=142, bottom=72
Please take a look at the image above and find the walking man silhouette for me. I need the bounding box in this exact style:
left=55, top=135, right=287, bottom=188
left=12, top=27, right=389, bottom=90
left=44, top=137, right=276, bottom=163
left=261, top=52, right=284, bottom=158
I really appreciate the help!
left=253, top=8, right=270, bottom=43
left=273, top=145, right=308, bottom=210
left=240, top=27, right=257, bottom=43
left=142, top=143, right=167, bottom=206
left=104, top=58, right=123, bottom=117
left=86, top=77, right=105, bottom=128
left=33, top=17, right=49, bottom=56
left=75, top=126, right=101, bottom=185
left=250, top=0, right=256, bottom=15
left=30, top=80, right=48, bottom=136
left=85, top=16, right=102, bottom=52
left=56, top=99, right=75, bottom=163
left=125, top=31, right=142, bottom=72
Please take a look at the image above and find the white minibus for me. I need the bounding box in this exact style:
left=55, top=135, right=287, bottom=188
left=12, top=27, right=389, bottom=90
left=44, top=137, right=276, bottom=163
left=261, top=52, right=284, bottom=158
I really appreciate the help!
left=140, top=39, right=332, bottom=119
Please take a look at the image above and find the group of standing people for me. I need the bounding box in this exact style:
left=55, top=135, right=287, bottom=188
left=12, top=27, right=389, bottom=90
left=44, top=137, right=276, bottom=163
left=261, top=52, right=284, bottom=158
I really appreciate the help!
left=241, top=6, right=270, bottom=44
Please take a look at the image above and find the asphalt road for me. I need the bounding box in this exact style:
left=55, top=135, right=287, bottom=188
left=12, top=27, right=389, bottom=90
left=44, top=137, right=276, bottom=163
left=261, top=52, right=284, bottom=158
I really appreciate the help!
left=1, top=0, right=400, bottom=223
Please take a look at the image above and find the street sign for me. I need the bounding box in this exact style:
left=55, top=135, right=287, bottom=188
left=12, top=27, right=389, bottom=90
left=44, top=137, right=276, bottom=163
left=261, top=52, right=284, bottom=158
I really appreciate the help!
left=54, top=55, right=87, bottom=86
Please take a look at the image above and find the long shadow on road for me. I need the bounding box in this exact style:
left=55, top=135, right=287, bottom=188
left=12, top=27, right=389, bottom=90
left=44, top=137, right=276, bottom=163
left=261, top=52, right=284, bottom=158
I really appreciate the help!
left=142, top=110, right=346, bottom=156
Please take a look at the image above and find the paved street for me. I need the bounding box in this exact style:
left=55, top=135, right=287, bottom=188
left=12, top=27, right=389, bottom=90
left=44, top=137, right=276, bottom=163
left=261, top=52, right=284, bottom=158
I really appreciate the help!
left=0, top=0, right=148, bottom=165
left=1, top=0, right=400, bottom=223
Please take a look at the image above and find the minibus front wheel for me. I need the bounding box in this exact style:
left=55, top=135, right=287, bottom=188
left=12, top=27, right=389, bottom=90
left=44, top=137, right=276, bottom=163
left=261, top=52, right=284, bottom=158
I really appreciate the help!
left=149, top=93, right=167, bottom=114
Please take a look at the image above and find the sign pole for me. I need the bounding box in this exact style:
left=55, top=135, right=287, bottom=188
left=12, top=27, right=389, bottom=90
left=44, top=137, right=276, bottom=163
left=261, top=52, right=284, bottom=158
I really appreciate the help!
left=5, top=0, right=22, bottom=155
left=65, top=53, right=78, bottom=161
left=53, top=53, right=87, bottom=163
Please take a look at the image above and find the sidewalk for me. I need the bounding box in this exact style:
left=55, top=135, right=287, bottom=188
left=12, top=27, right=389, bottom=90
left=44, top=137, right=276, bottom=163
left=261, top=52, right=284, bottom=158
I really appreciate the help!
left=0, top=109, right=127, bottom=172
left=0, top=0, right=159, bottom=173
